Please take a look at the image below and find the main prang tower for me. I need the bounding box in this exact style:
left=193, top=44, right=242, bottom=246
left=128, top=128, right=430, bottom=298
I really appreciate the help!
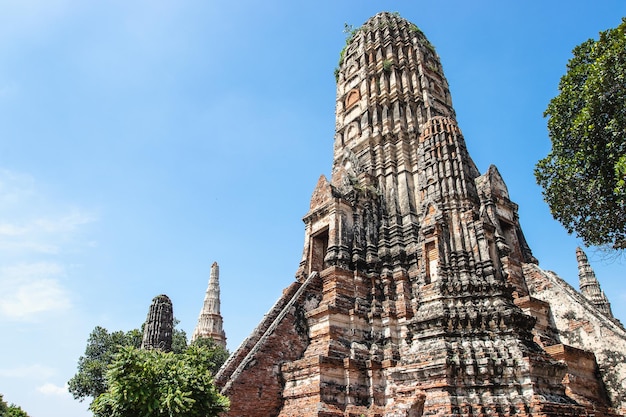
left=216, top=12, right=625, bottom=417
left=289, top=11, right=572, bottom=416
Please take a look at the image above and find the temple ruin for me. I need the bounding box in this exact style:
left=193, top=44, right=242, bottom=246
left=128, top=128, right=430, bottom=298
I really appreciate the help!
left=141, top=294, right=174, bottom=352
left=192, top=261, right=227, bottom=348
left=214, top=12, right=626, bottom=417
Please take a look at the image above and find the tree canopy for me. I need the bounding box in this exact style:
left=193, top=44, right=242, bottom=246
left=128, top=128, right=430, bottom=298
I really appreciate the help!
left=0, top=394, right=30, bottom=417
left=536, top=18, right=626, bottom=250
left=90, top=345, right=229, bottom=417
left=68, top=326, right=143, bottom=402
left=68, top=323, right=226, bottom=405
left=189, top=336, right=230, bottom=376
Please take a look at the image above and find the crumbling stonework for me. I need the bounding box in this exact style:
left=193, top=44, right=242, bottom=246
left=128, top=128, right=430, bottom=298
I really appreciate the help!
left=141, top=294, right=173, bottom=351
left=215, top=273, right=323, bottom=417
left=523, top=263, right=626, bottom=414
left=216, top=12, right=625, bottom=417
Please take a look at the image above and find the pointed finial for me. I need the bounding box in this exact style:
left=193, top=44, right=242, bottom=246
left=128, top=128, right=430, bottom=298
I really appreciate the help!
left=576, top=247, right=614, bottom=318
left=191, top=262, right=227, bottom=347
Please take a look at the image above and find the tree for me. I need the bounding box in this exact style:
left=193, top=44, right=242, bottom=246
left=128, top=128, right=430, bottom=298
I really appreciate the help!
left=4, top=406, right=29, bottom=417
left=536, top=19, right=626, bottom=250
left=190, top=337, right=230, bottom=375
left=68, top=324, right=189, bottom=404
left=68, top=326, right=142, bottom=402
left=171, top=319, right=189, bottom=354
left=90, top=345, right=229, bottom=417
left=0, top=394, right=30, bottom=417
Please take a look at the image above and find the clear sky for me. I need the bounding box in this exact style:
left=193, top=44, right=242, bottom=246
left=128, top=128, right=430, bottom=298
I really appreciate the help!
left=0, top=1, right=624, bottom=416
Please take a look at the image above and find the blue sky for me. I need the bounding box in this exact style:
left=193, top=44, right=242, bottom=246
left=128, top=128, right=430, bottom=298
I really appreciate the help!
left=0, top=1, right=624, bottom=416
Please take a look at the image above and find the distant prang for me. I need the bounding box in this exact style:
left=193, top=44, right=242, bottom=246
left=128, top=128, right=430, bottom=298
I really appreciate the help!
left=212, top=12, right=626, bottom=417
left=192, top=261, right=227, bottom=348
left=141, top=294, right=174, bottom=352
left=140, top=262, right=228, bottom=352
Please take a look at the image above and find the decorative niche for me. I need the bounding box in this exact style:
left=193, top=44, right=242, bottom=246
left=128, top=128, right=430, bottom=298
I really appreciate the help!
left=345, top=88, right=361, bottom=110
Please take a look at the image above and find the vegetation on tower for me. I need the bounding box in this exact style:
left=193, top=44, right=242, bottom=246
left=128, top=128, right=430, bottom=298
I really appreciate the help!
left=334, top=12, right=435, bottom=82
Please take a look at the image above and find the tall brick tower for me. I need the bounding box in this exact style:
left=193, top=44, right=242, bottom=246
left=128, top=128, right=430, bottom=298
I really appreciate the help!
left=192, top=261, right=227, bottom=348
left=216, top=12, right=626, bottom=417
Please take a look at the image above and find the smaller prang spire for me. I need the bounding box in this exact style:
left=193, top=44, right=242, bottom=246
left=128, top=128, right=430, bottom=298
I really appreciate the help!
left=141, top=294, right=174, bottom=351
left=191, top=262, right=227, bottom=348
left=577, top=247, right=614, bottom=318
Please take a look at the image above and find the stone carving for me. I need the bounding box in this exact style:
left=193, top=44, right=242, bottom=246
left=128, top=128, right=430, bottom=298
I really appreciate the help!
left=141, top=294, right=173, bottom=352
left=216, top=12, right=626, bottom=417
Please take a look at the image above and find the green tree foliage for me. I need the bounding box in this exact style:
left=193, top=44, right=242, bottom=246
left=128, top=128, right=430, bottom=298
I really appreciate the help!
left=90, top=346, right=229, bottom=417
left=68, top=324, right=190, bottom=404
left=4, top=406, right=29, bottom=417
left=0, top=394, right=30, bottom=417
left=536, top=19, right=626, bottom=250
left=0, top=394, right=6, bottom=416
left=171, top=319, right=189, bottom=354
left=68, top=326, right=142, bottom=402
left=190, top=337, right=230, bottom=375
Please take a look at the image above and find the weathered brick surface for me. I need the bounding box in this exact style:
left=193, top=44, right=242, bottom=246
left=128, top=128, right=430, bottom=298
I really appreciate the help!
left=216, top=280, right=304, bottom=388
left=217, top=273, right=322, bottom=417
left=215, top=12, right=625, bottom=417
left=524, top=264, right=626, bottom=415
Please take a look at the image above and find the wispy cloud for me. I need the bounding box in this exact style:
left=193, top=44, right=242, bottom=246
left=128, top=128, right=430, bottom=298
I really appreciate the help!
left=0, top=169, right=97, bottom=321
left=0, top=169, right=97, bottom=254
left=0, top=210, right=97, bottom=254
left=37, top=382, right=69, bottom=396
left=0, top=363, right=56, bottom=380
left=0, top=262, right=72, bottom=320
left=0, top=169, right=35, bottom=205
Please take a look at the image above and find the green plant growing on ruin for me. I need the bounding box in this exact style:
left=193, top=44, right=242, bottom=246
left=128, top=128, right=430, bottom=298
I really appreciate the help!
left=339, top=23, right=359, bottom=66
left=424, top=41, right=436, bottom=54
left=408, top=23, right=436, bottom=53
left=383, top=59, right=394, bottom=72
left=335, top=22, right=361, bottom=82
left=409, top=24, right=422, bottom=34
